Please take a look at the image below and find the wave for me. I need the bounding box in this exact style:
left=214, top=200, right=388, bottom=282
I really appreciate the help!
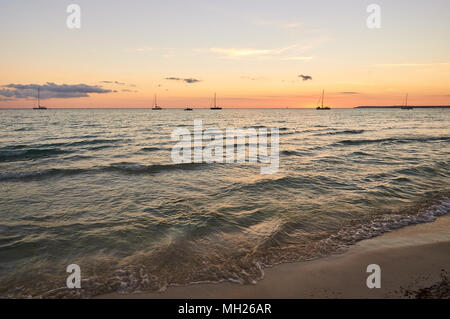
left=66, top=138, right=126, bottom=147
left=219, top=175, right=329, bottom=196
left=104, top=162, right=206, bottom=174
left=0, top=168, right=86, bottom=181
left=331, top=197, right=450, bottom=243
left=397, top=161, right=450, bottom=178
left=0, top=139, right=127, bottom=162
left=139, top=147, right=162, bottom=152
left=13, top=127, right=34, bottom=132
left=335, top=136, right=450, bottom=146
left=0, top=162, right=208, bottom=182
left=314, top=129, right=365, bottom=136
left=86, top=145, right=114, bottom=151
left=349, top=151, right=370, bottom=156
left=249, top=125, right=266, bottom=129
left=280, top=150, right=310, bottom=157
left=0, top=148, right=71, bottom=162
left=3, top=138, right=126, bottom=150
left=9, top=194, right=448, bottom=299
left=1, top=143, right=66, bottom=150
left=241, top=126, right=294, bottom=134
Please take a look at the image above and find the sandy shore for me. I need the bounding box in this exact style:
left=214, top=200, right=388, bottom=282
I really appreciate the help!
left=99, top=215, right=450, bottom=299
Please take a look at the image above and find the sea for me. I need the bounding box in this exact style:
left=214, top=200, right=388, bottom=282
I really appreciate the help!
left=0, top=108, right=449, bottom=298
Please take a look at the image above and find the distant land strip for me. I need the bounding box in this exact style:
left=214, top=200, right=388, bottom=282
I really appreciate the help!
left=355, top=106, right=450, bottom=109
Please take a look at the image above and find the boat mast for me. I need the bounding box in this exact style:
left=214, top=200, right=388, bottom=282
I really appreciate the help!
left=38, top=87, right=40, bottom=107
left=405, top=93, right=408, bottom=107
left=321, top=90, right=324, bottom=108
left=214, top=93, right=216, bottom=108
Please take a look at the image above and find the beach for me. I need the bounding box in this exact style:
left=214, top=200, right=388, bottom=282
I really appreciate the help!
left=99, top=214, right=450, bottom=299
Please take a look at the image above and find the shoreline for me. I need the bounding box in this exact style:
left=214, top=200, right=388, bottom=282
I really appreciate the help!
left=98, top=214, right=450, bottom=299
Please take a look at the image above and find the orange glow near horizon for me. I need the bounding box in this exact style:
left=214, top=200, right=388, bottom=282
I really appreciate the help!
left=4, top=85, right=449, bottom=109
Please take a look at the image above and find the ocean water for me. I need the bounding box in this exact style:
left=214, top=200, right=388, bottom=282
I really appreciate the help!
left=0, top=108, right=449, bottom=298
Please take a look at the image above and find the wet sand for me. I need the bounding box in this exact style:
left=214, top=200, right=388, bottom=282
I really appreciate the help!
left=99, top=215, right=450, bottom=299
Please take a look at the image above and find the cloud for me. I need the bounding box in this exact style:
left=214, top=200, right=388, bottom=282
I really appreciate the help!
left=100, top=80, right=126, bottom=85
left=0, top=82, right=113, bottom=100
left=165, top=77, right=201, bottom=84
left=100, top=80, right=136, bottom=87
left=338, top=91, right=360, bottom=94
left=298, top=74, right=312, bottom=81
left=209, top=37, right=328, bottom=60
left=209, top=46, right=314, bottom=60
left=210, top=45, right=304, bottom=59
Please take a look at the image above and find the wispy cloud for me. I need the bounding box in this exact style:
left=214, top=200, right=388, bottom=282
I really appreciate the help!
left=165, top=77, right=201, bottom=84
left=0, top=82, right=113, bottom=100
left=338, top=91, right=360, bottom=95
left=209, top=45, right=314, bottom=61
left=100, top=81, right=136, bottom=88
left=209, top=40, right=325, bottom=60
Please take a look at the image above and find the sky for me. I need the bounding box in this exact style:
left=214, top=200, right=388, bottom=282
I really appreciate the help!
left=0, top=0, right=449, bottom=108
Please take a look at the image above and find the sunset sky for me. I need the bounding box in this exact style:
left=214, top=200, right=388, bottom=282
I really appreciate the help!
left=1, top=0, right=449, bottom=108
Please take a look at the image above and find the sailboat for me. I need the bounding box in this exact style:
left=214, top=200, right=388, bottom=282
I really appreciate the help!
left=184, top=106, right=193, bottom=111
left=33, top=87, right=47, bottom=110
left=152, top=94, right=162, bottom=110
left=316, top=90, right=330, bottom=110
left=210, top=93, right=222, bottom=110
left=401, top=93, right=413, bottom=110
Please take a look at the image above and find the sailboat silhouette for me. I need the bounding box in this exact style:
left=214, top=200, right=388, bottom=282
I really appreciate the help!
left=33, top=87, right=47, bottom=110
left=152, top=94, right=162, bottom=110
left=316, top=90, right=330, bottom=110
left=210, top=93, right=222, bottom=110
left=401, top=94, right=413, bottom=110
